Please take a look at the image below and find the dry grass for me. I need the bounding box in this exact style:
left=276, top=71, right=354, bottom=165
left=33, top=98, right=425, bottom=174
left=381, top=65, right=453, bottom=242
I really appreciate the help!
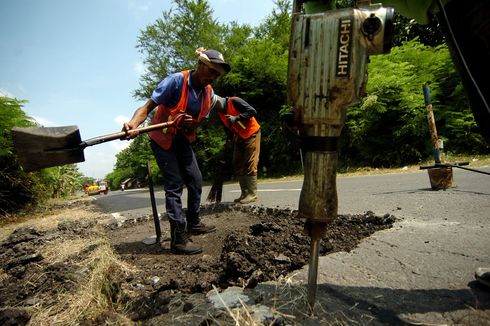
left=0, top=195, right=136, bottom=325
left=210, top=276, right=355, bottom=326
left=0, top=196, right=104, bottom=242
left=29, top=237, right=137, bottom=326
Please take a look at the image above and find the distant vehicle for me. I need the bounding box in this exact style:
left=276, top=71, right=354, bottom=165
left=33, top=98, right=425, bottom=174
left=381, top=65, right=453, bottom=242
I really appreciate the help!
left=120, top=178, right=142, bottom=190
left=84, top=180, right=109, bottom=196
left=85, top=184, right=100, bottom=196
left=98, top=181, right=109, bottom=195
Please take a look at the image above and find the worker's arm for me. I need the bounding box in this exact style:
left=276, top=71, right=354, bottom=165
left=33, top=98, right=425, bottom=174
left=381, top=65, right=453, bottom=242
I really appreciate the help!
left=229, top=97, right=257, bottom=121
left=124, top=99, right=158, bottom=138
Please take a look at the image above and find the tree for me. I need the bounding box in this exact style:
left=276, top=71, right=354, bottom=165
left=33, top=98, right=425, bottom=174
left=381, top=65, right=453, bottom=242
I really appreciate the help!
left=109, top=135, right=155, bottom=186
left=0, top=97, right=33, bottom=157
left=217, top=0, right=298, bottom=176
left=392, top=14, right=445, bottom=47
left=117, top=0, right=299, bottom=180
left=114, top=0, right=487, bottom=184
left=115, top=0, right=229, bottom=180
left=341, top=39, right=487, bottom=168
left=0, top=97, right=39, bottom=215
left=44, top=165, right=84, bottom=198
left=133, top=0, right=225, bottom=100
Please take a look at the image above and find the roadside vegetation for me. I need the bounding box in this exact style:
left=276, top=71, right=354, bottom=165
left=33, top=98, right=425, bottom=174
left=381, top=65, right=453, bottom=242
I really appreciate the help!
left=2, top=0, right=489, bottom=218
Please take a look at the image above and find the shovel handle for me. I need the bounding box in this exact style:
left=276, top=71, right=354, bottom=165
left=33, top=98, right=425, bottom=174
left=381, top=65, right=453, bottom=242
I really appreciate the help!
left=81, top=120, right=176, bottom=148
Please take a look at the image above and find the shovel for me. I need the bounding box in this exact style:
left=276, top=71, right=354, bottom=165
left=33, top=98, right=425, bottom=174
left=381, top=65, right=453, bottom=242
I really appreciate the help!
left=11, top=119, right=180, bottom=172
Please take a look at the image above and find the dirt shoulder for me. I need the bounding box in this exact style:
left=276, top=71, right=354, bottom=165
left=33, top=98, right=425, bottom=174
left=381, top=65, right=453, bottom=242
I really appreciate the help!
left=1, top=159, right=490, bottom=325
left=1, top=196, right=397, bottom=325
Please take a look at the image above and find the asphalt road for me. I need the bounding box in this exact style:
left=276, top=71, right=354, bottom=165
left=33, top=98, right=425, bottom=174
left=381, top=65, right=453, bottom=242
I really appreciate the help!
left=95, top=165, right=490, bottom=221
left=94, top=165, right=490, bottom=324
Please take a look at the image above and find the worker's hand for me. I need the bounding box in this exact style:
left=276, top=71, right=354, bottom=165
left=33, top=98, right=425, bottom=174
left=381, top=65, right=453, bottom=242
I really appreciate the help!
left=225, top=115, right=240, bottom=124
left=180, top=114, right=196, bottom=134
left=122, top=122, right=140, bottom=140
left=181, top=114, right=194, bottom=128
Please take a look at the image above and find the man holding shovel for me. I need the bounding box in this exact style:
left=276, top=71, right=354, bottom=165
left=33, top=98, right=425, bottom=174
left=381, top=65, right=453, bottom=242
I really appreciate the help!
left=124, top=48, right=230, bottom=255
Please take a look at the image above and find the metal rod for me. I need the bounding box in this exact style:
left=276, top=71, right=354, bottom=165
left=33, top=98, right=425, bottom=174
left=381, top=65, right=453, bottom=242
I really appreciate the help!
left=147, top=161, right=162, bottom=243
left=450, top=165, right=490, bottom=176
left=420, top=162, right=490, bottom=176
left=307, top=237, right=320, bottom=312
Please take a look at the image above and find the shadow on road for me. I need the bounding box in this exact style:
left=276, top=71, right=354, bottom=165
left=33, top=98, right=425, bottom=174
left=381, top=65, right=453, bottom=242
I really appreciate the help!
left=254, top=282, right=490, bottom=325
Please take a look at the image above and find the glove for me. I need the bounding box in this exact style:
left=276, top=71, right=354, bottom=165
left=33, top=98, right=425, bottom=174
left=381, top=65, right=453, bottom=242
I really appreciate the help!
left=225, top=115, right=240, bottom=124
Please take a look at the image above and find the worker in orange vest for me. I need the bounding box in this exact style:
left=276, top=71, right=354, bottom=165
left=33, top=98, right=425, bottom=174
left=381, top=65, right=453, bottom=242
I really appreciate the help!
left=124, top=48, right=230, bottom=255
left=212, top=95, right=261, bottom=204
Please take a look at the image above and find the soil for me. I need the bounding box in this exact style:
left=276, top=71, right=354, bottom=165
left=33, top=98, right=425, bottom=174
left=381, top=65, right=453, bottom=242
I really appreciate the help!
left=0, top=199, right=396, bottom=325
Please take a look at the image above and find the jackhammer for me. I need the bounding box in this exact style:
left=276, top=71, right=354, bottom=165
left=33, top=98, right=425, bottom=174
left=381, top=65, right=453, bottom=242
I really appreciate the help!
left=285, top=0, right=394, bottom=309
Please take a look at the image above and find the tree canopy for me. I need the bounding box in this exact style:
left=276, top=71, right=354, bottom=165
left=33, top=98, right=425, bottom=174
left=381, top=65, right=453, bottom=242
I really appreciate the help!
left=104, top=0, right=488, bottom=189
left=2, top=0, right=486, bottom=213
left=0, top=97, right=86, bottom=214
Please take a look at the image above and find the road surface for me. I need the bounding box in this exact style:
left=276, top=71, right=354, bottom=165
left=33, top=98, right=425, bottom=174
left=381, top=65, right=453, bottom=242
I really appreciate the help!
left=94, top=165, right=490, bottom=324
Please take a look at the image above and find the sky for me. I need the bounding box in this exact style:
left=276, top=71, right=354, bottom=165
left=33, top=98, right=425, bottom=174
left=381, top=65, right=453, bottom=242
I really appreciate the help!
left=0, top=0, right=277, bottom=179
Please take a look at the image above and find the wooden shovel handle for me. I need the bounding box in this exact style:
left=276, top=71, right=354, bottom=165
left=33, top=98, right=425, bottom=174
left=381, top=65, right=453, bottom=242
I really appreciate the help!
left=81, top=120, right=176, bottom=148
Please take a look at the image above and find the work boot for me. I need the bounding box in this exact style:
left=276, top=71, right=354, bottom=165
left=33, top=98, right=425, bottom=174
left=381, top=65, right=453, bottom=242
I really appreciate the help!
left=234, top=176, right=248, bottom=203
left=170, top=221, right=202, bottom=255
left=475, top=267, right=490, bottom=288
left=239, top=175, right=258, bottom=204
left=186, top=212, right=216, bottom=235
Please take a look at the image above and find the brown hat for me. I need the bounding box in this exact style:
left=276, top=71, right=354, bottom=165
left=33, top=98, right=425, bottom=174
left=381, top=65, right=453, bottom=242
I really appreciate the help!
left=196, top=48, right=231, bottom=75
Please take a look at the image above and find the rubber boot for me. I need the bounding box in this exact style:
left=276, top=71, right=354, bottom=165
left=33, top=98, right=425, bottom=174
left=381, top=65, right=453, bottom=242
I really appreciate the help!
left=170, top=221, right=202, bottom=255
left=475, top=267, right=490, bottom=288
left=186, top=212, right=216, bottom=235
left=234, top=176, right=248, bottom=203
left=239, top=176, right=258, bottom=204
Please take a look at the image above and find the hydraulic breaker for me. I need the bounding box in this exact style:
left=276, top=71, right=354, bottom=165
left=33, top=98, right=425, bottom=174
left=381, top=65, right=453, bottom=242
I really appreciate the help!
left=287, top=0, right=394, bottom=310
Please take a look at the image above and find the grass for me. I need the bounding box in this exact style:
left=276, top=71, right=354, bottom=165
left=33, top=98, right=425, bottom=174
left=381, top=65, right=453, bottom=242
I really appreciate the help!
left=0, top=196, right=101, bottom=242
left=29, top=237, right=136, bottom=325
left=0, top=196, right=136, bottom=325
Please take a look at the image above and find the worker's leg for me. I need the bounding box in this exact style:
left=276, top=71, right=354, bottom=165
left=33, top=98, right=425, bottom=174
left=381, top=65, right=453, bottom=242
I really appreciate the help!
left=233, top=138, right=247, bottom=202
left=177, top=137, right=215, bottom=235
left=240, top=130, right=261, bottom=204
left=150, top=139, right=202, bottom=254
left=150, top=140, right=185, bottom=224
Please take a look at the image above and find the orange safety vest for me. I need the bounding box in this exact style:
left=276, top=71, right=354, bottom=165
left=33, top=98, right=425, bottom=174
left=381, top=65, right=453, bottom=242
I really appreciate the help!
left=218, top=97, right=260, bottom=139
left=149, top=70, right=213, bottom=150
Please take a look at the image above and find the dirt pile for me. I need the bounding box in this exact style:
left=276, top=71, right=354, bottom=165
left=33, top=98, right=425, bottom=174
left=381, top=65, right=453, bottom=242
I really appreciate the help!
left=0, top=200, right=396, bottom=325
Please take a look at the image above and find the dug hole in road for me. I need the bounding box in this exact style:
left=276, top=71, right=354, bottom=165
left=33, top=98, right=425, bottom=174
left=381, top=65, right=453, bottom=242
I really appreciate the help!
left=0, top=166, right=489, bottom=325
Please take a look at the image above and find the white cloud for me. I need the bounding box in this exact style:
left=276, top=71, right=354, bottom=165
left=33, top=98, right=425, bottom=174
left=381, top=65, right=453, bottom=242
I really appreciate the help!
left=133, top=61, right=148, bottom=76
left=0, top=88, right=15, bottom=98
left=77, top=129, right=132, bottom=178
left=78, top=143, right=118, bottom=179
left=115, top=115, right=130, bottom=125
left=32, top=115, right=57, bottom=127
left=112, top=139, right=131, bottom=151
left=128, top=0, right=152, bottom=12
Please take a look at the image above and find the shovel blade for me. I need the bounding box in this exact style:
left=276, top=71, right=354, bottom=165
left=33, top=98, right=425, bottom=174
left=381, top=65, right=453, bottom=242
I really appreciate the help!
left=11, top=126, right=85, bottom=172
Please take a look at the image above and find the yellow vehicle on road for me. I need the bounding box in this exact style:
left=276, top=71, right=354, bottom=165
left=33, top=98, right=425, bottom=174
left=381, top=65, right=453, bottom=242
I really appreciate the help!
left=84, top=180, right=109, bottom=196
